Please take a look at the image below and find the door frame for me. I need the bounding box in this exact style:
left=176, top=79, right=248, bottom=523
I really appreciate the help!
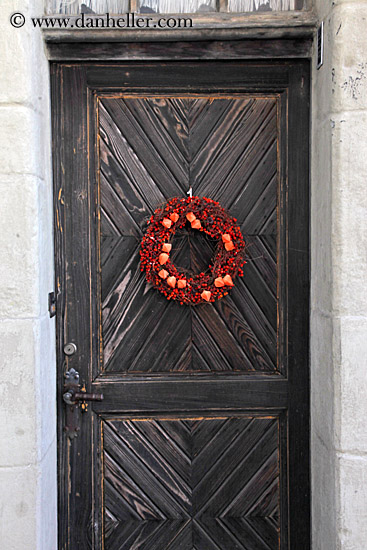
left=51, top=40, right=311, bottom=550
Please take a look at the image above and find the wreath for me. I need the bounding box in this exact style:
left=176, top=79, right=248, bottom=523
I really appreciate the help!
left=140, top=196, right=246, bottom=305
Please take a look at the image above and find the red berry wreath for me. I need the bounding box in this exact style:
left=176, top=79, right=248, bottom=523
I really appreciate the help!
left=140, top=196, right=246, bottom=305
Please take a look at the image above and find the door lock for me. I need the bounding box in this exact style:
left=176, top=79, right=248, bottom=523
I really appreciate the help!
left=63, top=342, right=77, bottom=356
left=63, top=368, right=103, bottom=438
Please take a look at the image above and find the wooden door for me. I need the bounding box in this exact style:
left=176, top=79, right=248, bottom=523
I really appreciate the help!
left=53, top=59, right=310, bottom=549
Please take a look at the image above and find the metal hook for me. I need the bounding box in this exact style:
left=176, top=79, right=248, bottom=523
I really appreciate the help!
left=187, top=187, right=193, bottom=198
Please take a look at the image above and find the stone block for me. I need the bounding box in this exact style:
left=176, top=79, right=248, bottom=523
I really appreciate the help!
left=0, top=465, right=38, bottom=550
left=35, top=315, right=56, bottom=462
left=331, top=112, right=367, bottom=316
left=0, top=176, right=40, bottom=318
left=337, top=454, right=367, bottom=549
left=311, top=311, right=335, bottom=450
left=314, top=0, right=333, bottom=21
left=331, top=3, right=367, bottom=112
left=337, top=316, right=367, bottom=453
left=311, top=432, right=337, bottom=550
left=37, top=178, right=55, bottom=317
left=0, top=20, right=42, bottom=106
left=314, top=3, right=367, bottom=118
left=0, top=3, right=52, bottom=180
left=39, top=441, right=58, bottom=550
left=0, top=319, right=37, bottom=467
left=311, top=119, right=333, bottom=316
left=0, top=107, right=44, bottom=177
left=312, top=8, right=338, bottom=122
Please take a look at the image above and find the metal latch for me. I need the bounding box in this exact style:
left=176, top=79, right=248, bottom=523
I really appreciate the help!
left=48, top=292, right=56, bottom=318
left=63, top=368, right=103, bottom=438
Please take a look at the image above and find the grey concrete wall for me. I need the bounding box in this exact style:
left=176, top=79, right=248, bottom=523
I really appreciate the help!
left=0, top=1, right=57, bottom=549
left=311, top=1, right=367, bottom=548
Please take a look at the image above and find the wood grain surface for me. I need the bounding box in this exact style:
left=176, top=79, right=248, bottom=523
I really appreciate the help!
left=53, top=60, right=310, bottom=550
left=99, top=96, right=278, bottom=374
left=103, top=416, right=280, bottom=549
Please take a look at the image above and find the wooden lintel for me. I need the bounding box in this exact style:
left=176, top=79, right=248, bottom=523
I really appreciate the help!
left=46, top=37, right=313, bottom=61
left=43, top=11, right=317, bottom=45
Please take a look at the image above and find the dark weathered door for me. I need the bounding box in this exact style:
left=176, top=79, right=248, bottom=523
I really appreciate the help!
left=53, top=59, right=310, bottom=549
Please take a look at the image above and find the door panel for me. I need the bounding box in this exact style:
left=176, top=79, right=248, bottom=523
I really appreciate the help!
left=103, top=416, right=280, bottom=550
left=100, top=96, right=278, bottom=374
left=52, top=60, right=310, bottom=549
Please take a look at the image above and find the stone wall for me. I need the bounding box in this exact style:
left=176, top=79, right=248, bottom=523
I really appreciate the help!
left=311, top=0, right=367, bottom=548
left=0, top=1, right=57, bottom=548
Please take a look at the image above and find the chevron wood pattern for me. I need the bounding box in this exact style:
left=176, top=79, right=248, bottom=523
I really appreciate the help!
left=99, top=96, right=278, bottom=373
left=54, top=62, right=311, bottom=550
left=103, top=416, right=280, bottom=549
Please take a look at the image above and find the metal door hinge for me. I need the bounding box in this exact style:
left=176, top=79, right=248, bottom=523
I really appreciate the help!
left=317, top=21, right=324, bottom=70
left=48, top=292, right=56, bottom=318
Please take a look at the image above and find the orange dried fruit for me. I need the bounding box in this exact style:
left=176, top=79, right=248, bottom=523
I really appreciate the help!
left=167, top=276, right=177, bottom=288
left=161, top=218, right=172, bottom=229
left=225, top=241, right=235, bottom=251
left=159, top=253, right=169, bottom=265
left=201, top=290, right=211, bottom=302
left=191, top=219, right=202, bottom=230
left=223, top=274, right=234, bottom=286
left=158, top=269, right=169, bottom=279
left=162, top=243, right=172, bottom=253
left=186, top=212, right=196, bottom=223
left=214, top=277, right=225, bottom=288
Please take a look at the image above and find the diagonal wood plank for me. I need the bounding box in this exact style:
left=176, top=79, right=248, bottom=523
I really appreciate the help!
left=99, top=95, right=279, bottom=374
left=194, top=100, right=277, bottom=205
left=100, top=101, right=165, bottom=220
left=104, top=417, right=280, bottom=549
left=102, top=98, right=188, bottom=195
left=193, top=304, right=255, bottom=371
left=220, top=517, right=275, bottom=550
left=220, top=451, right=279, bottom=518
left=193, top=420, right=278, bottom=516
left=105, top=422, right=191, bottom=518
